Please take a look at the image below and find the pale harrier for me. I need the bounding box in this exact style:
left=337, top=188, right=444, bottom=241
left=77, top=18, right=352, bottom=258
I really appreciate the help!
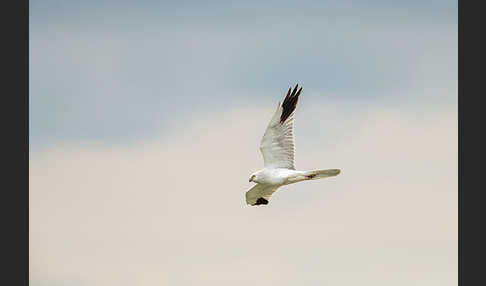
left=246, top=84, right=341, bottom=206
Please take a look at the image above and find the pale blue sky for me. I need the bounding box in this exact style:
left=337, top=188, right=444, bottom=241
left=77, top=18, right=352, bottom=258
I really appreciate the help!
left=30, top=0, right=457, bottom=149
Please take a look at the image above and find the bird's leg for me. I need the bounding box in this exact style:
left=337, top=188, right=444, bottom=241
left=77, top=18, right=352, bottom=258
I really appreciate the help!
left=306, top=174, right=316, bottom=180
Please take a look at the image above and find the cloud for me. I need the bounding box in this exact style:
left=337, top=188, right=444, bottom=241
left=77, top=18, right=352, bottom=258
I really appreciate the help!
left=30, top=101, right=457, bottom=286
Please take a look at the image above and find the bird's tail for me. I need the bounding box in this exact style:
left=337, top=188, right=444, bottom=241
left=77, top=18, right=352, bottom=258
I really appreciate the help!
left=302, top=169, right=341, bottom=180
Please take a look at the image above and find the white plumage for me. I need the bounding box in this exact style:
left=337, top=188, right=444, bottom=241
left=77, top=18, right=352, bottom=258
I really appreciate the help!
left=246, top=84, right=341, bottom=206
left=259, top=102, right=296, bottom=170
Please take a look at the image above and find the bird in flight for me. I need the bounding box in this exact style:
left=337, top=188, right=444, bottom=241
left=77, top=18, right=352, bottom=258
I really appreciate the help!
left=246, top=84, right=341, bottom=206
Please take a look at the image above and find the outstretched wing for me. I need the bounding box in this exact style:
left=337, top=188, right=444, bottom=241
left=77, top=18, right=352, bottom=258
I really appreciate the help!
left=259, top=84, right=302, bottom=170
left=245, top=184, right=280, bottom=206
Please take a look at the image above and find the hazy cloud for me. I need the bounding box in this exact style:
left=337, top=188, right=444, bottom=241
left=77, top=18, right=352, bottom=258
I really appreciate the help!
left=30, top=101, right=456, bottom=286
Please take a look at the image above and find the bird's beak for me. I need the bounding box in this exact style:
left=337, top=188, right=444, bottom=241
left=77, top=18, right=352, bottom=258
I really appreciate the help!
left=249, top=175, right=255, bottom=182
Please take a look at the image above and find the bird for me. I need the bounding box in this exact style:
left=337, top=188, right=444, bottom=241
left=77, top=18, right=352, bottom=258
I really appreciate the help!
left=246, top=84, right=341, bottom=206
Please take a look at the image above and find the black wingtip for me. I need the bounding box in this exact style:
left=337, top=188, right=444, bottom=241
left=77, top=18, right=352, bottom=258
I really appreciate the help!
left=254, top=197, right=269, bottom=205
left=280, top=84, right=301, bottom=123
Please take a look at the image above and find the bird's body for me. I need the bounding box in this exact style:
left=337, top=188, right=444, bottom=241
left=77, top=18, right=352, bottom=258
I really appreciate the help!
left=250, top=168, right=299, bottom=185
left=246, top=84, right=341, bottom=206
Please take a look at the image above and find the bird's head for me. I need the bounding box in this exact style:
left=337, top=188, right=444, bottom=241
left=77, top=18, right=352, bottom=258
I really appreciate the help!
left=249, top=172, right=259, bottom=183
left=248, top=170, right=264, bottom=184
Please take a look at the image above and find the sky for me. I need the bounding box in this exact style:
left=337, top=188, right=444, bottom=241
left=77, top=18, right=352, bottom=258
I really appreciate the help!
left=30, top=0, right=457, bottom=285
